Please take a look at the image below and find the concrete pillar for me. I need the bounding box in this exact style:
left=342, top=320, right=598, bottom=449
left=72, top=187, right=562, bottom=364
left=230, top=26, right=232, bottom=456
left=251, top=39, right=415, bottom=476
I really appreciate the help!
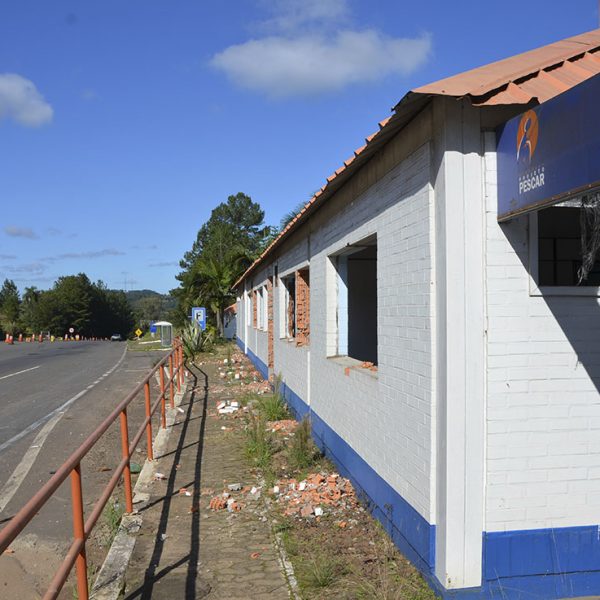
left=433, top=97, right=486, bottom=589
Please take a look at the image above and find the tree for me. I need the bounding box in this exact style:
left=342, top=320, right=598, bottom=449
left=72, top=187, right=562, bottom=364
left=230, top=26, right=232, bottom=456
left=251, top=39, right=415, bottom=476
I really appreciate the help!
left=174, top=193, right=275, bottom=336
left=279, top=200, right=307, bottom=231
left=19, top=286, right=41, bottom=333
left=18, top=274, right=136, bottom=338
left=0, top=279, right=20, bottom=334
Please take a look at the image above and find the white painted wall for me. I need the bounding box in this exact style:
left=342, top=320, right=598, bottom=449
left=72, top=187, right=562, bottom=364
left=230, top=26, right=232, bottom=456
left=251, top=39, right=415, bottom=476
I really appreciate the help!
left=309, top=142, right=434, bottom=522
left=238, top=137, right=435, bottom=530
left=244, top=266, right=271, bottom=367
left=272, top=237, right=310, bottom=402
left=484, top=131, right=600, bottom=533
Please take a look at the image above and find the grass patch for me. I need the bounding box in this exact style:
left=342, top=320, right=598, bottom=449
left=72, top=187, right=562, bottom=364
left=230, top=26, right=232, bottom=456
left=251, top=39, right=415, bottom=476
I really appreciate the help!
left=257, top=393, right=289, bottom=421
left=355, top=562, right=435, bottom=600
left=244, top=413, right=274, bottom=469
left=297, top=552, right=345, bottom=591
left=286, top=417, right=320, bottom=471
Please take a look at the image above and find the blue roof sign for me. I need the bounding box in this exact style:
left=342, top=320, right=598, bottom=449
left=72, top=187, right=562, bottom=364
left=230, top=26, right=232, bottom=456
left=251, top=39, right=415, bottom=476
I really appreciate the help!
left=497, top=74, right=600, bottom=222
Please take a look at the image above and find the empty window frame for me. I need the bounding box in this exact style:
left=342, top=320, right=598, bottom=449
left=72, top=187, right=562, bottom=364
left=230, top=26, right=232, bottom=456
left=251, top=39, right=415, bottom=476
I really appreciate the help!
left=262, top=285, right=269, bottom=331
left=245, top=289, right=251, bottom=326
left=538, top=203, right=600, bottom=286
left=257, top=288, right=264, bottom=330
left=281, top=274, right=296, bottom=338
left=333, top=238, right=377, bottom=364
left=295, top=269, right=310, bottom=345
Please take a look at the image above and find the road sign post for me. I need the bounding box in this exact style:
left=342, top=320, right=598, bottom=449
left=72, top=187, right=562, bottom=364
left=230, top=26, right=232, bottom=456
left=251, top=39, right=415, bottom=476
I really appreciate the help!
left=191, top=307, right=206, bottom=330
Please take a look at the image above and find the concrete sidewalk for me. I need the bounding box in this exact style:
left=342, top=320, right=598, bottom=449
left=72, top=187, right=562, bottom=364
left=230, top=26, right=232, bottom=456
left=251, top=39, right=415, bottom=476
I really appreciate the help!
left=120, top=358, right=291, bottom=599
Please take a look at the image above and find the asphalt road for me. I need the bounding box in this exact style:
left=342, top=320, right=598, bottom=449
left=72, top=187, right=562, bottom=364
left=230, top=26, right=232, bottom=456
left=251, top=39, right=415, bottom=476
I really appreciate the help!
left=0, top=340, right=168, bottom=598
left=0, top=340, right=126, bottom=449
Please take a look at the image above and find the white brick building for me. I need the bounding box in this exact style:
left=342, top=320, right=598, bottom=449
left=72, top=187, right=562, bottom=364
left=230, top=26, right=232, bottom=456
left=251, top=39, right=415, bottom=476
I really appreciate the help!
left=235, top=30, right=600, bottom=599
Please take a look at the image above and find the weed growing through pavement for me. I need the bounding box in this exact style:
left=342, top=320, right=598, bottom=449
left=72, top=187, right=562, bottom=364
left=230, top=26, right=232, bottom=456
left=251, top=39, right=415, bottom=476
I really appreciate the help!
left=102, top=497, right=124, bottom=547
left=274, top=519, right=299, bottom=558
left=244, top=413, right=274, bottom=469
left=286, top=417, right=319, bottom=471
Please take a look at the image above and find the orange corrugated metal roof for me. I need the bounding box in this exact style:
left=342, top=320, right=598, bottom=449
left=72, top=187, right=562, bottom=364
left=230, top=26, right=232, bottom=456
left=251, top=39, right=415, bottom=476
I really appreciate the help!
left=234, top=29, right=600, bottom=288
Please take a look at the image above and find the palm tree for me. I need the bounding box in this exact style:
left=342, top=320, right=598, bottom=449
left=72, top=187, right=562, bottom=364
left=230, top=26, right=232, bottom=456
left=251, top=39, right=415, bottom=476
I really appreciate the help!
left=195, top=252, right=242, bottom=337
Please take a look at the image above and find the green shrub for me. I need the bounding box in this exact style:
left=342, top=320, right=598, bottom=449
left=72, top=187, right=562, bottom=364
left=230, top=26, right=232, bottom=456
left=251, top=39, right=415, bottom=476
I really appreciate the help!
left=181, top=322, right=214, bottom=359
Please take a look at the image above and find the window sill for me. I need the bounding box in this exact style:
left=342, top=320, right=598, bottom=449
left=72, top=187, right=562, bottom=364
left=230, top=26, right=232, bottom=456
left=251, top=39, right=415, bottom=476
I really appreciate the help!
left=278, top=337, right=311, bottom=349
left=327, top=355, right=378, bottom=379
left=529, top=284, right=600, bottom=297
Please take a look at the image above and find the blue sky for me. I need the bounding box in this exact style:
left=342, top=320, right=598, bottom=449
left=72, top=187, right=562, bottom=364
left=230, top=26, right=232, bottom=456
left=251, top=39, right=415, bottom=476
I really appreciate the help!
left=0, top=1, right=597, bottom=293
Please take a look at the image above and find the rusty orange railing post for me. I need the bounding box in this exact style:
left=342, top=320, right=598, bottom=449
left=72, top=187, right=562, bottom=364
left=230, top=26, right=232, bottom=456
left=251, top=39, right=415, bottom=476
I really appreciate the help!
left=179, top=345, right=185, bottom=384
left=169, top=354, right=175, bottom=408
left=144, top=381, right=153, bottom=461
left=119, top=409, right=133, bottom=513
left=70, top=464, right=88, bottom=600
left=159, top=364, right=166, bottom=429
left=176, top=346, right=182, bottom=394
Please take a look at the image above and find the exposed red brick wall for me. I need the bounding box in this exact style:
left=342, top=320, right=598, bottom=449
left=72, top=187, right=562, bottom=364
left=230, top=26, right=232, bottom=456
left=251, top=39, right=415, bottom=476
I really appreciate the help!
left=252, top=290, right=257, bottom=328
left=267, top=277, right=274, bottom=368
left=287, top=282, right=295, bottom=338
left=295, top=268, right=310, bottom=346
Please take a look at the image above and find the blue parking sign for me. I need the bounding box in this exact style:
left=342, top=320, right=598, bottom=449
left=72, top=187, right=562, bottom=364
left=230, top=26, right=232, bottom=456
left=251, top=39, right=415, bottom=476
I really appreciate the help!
left=191, top=307, right=206, bottom=330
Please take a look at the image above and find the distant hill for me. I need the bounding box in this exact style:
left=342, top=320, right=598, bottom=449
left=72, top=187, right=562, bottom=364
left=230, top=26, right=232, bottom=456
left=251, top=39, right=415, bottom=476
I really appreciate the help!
left=119, top=290, right=176, bottom=321
left=124, top=289, right=175, bottom=307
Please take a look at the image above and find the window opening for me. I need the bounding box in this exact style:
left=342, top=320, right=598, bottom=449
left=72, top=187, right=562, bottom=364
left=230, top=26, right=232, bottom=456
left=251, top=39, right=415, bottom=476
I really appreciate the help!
left=296, top=268, right=310, bottom=345
left=282, top=275, right=296, bottom=338
left=333, top=238, right=377, bottom=364
left=262, top=285, right=268, bottom=331
left=538, top=200, right=600, bottom=286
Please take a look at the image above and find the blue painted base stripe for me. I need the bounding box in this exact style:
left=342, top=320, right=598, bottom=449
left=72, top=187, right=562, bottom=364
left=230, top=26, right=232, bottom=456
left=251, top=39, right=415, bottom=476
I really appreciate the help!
left=280, top=382, right=310, bottom=420
left=237, top=336, right=600, bottom=599
left=245, top=346, right=269, bottom=381
left=309, top=408, right=435, bottom=572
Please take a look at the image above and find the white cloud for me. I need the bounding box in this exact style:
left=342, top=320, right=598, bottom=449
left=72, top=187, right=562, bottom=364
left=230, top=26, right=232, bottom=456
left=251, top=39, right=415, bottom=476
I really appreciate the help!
left=260, top=0, right=348, bottom=31
left=0, top=73, right=53, bottom=127
left=1, top=262, right=46, bottom=275
left=211, top=30, right=431, bottom=97
left=4, top=226, right=39, bottom=239
left=40, top=248, right=125, bottom=262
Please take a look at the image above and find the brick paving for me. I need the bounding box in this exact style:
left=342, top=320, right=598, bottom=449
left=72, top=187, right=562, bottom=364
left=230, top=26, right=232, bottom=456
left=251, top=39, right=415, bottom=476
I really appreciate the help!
left=122, top=357, right=290, bottom=600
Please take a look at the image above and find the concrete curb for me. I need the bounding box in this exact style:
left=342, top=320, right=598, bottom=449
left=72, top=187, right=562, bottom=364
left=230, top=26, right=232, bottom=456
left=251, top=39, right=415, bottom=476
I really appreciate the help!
left=261, top=484, right=301, bottom=600
left=90, top=373, right=187, bottom=600
left=273, top=530, right=301, bottom=600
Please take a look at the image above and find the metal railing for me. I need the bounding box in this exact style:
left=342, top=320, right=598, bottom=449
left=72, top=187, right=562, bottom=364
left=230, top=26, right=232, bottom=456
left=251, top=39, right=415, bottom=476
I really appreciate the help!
left=0, top=340, right=186, bottom=600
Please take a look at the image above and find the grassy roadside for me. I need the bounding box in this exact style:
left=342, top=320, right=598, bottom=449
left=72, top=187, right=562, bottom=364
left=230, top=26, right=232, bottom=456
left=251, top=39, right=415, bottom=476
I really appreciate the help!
left=126, top=333, right=166, bottom=352
left=206, top=342, right=438, bottom=600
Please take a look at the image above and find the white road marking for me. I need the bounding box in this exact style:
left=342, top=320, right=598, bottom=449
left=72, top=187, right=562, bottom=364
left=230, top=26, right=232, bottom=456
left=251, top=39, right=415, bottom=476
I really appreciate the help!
left=0, top=345, right=128, bottom=514
left=0, top=365, right=40, bottom=381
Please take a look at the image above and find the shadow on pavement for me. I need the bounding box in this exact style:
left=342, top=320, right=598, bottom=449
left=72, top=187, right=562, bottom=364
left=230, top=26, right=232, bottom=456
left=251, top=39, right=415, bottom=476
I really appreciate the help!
left=124, top=362, right=210, bottom=600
